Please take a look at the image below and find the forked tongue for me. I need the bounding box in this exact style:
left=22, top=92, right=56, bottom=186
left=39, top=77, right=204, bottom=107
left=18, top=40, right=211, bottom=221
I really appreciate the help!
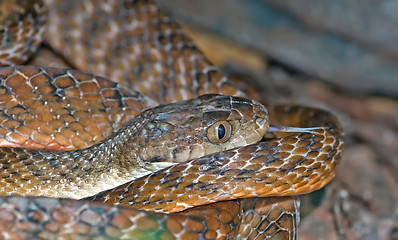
left=268, top=125, right=325, bottom=135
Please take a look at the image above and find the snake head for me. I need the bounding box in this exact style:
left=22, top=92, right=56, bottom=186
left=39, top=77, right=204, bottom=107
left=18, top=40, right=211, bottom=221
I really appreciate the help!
left=132, top=94, right=269, bottom=165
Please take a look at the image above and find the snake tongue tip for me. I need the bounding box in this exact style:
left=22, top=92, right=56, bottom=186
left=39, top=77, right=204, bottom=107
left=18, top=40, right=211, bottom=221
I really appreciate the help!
left=269, top=125, right=325, bottom=134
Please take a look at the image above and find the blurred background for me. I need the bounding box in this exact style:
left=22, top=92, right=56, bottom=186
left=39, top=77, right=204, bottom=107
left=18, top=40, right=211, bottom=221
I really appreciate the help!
left=156, top=1, right=398, bottom=239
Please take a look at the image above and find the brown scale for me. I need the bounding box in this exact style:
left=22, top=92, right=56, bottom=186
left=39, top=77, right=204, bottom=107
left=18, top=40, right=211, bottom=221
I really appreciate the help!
left=237, top=197, right=299, bottom=239
left=86, top=106, right=342, bottom=214
left=0, top=93, right=269, bottom=200
left=0, top=196, right=299, bottom=239
left=43, top=0, right=246, bottom=104
left=0, top=66, right=152, bottom=150
left=0, top=0, right=345, bottom=239
left=0, top=0, right=47, bottom=66
left=0, top=67, right=343, bottom=238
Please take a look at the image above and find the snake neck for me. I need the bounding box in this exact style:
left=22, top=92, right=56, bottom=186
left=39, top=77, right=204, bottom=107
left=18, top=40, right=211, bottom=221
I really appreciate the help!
left=56, top=113, right=163, bottom=198
left=84, top=114, right=149, bottom=171
left=0, top=112, right=165, bottom=199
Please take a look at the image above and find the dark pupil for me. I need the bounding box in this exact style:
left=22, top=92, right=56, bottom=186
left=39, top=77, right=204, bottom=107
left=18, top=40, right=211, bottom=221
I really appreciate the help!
left=217, top=124, right=226, bottom=139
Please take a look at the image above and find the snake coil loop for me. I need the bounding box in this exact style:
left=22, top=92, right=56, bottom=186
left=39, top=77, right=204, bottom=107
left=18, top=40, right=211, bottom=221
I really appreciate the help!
left=0, top=0, right=344, bottom=239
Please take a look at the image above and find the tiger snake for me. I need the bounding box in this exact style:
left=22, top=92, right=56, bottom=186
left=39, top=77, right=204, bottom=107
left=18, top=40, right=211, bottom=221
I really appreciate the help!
left=0, top=0, right=344, bottom=239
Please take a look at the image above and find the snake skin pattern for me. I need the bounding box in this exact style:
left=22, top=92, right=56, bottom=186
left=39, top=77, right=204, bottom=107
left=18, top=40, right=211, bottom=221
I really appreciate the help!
left=0, top=0, right=344, bottom=239
left=0, top=66, right=154, bottom=150
left=43, top=0, right=246, bottom=104
left=0, top=86, right=268, bottom=199
left=0, top=0, right=47, bottom=66
left=88, top=107, right=341, bottom=214
left=0, top=196, right=299, bottom=239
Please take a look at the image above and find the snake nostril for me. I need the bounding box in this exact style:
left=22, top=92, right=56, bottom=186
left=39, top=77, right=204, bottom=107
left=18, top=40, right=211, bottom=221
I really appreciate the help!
left=251, top=101, right=269, bottom=129
left=256, top=117, right=267, bottom=128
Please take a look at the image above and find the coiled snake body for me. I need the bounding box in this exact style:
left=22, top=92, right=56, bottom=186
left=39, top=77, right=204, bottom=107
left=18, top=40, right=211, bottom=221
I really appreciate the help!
left=0, top=1, right=344, bottom=239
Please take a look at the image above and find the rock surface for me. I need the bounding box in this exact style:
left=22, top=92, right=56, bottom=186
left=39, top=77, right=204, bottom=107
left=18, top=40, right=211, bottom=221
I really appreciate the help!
left=158, top=0, right=398, bottom=97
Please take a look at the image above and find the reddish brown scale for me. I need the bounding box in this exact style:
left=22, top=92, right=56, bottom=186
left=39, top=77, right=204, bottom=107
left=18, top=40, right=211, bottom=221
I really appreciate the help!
left=0, top=66, right=153, bottom=150
left=87, top=118, right=342, bottom=216
left=44, top=0, right=247, bottom=104
left=237, top=197, right=299, bottom=239
left=0, top=0, right=345, bottom=238
left=87, top=107, right=343, bottom=216
left=0, top=196, right=263, bottom=239
left=0, top=0, right=47, bottom=66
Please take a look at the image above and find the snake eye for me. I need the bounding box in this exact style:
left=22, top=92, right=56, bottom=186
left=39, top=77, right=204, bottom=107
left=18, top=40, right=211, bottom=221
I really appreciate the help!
left=207, top=121, right=232, bottom=144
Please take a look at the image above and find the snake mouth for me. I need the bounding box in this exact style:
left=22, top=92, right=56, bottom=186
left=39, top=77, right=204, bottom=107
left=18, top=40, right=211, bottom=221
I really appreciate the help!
left=252, top=100, right=269, bottom=137
left=256, top=116, right=268, bottom=130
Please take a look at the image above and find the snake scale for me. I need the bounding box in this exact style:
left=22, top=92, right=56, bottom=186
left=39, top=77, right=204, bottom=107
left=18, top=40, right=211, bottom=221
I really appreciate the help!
left=0, top=0, right=344, bottom=239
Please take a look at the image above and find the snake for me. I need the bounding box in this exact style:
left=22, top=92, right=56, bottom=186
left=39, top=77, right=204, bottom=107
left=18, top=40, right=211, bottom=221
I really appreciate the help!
left=0, top=0, right=344, bottom=239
